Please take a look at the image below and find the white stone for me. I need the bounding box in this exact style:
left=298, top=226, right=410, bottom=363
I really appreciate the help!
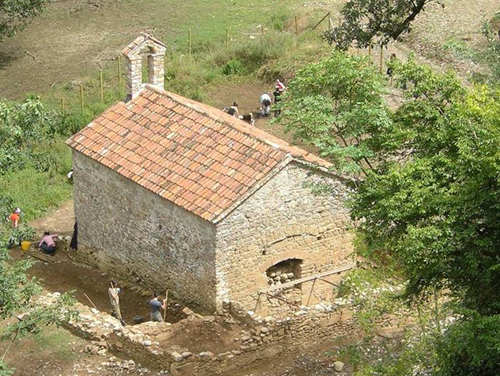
left=333, top=361, right=344, bottom=372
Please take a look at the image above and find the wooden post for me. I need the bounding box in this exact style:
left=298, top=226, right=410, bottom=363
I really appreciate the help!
left=295, top=15, right=298, bottom=35
left=99, top=70, right=104, bottom=102
left=390, top=75, right=394, bottom=87
left=188, top=28, right=192, bottom=55
left=118, top=55, right=122, bottom=86
left=79, top=84, right=84, bottom=112
left=261, top=25, right=264, bottom=35
left=379, top=46, right=383, bottom=73
left=60, top=97, right=65, bottom=111
left=306, top=278, right=317, bottom=306
left=368, top=44, right=372, bottom=57
left=226, top=27, right=229, bottom=50
left=163, top=290, right=169, bottom=323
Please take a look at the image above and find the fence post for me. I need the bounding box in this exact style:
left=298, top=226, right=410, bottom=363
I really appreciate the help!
left=379, top=46, right=384, bottom=74
left=295, top=15, right=298, bottom=35
left=188, top=29, right=192, bottom=55
left=79, top=84, right=84, bottom=112
left=368, top=44, right=372, bottom=57
left=226, top=27, right=229, bottom=50
left=99, top=70, right=104, bottom=102
left=261, top=25, right=264, bottom=35
left=118, top=55, right=122, bottom=87
left=60, top=97, right=65, bottom=112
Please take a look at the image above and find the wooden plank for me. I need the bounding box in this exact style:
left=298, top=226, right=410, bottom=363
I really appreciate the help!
left=259, top=264, right=355, bottom=294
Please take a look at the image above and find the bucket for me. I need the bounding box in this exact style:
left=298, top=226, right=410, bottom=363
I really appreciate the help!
left=21, top=241, right=31, bottom=251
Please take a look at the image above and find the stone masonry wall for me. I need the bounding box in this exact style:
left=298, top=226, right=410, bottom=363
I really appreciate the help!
left=73, top=151, right=217, bottom=311
left=215, top=162, right=354, bottom=312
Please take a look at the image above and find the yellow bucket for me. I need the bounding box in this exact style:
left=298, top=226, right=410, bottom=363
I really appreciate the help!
left=21, top=241, right=31, bottom=251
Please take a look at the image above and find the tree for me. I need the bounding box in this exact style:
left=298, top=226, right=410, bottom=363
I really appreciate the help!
left=280, top=53, right=500, bottom=374
left=278, top=51, right=392, bottom=180
left=0, top=0, right=48, bottom=41
left=350, top=62, right=500, bottom=374
left=325, top=0, right=441, bottom=50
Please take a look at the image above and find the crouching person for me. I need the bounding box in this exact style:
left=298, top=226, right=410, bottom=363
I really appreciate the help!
left=148, top=292, right=166, bottom=322
left=38, top=231, right=58, bottom=256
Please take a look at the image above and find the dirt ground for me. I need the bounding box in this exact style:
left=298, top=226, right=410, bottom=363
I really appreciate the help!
left=11, top=246, right=185, bottom=324
left=207, top=81, right=319, bottom=155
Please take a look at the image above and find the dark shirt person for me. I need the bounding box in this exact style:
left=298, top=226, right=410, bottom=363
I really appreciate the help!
left=148, top=292, right=166, bottom=322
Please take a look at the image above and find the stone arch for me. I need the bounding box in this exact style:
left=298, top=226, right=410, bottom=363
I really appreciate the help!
left=259, top=250, right=310, bottom=273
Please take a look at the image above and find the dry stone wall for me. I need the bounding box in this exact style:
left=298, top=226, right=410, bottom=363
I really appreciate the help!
left=73, top=151, right=217, bottom=311
left=215, top=162, right=354, bottom=312
left=39, top=291, right=404, bottom=376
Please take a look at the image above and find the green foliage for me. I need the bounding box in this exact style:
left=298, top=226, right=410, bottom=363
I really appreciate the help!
left=481, top=17, right=500, bottom=83
left=342, top=58, right=500, bottom=375
left=0, top=98, right=68, bottom=175
left=221, top=59, right=244, bottom=76
left=352, top=62, right=500, bottom=315
left=0, top=0, right=48, bottom=40
left=277, top=51, right=392, bottom=178
left=436, top=314, right=500, bottom=376
left=0, top=363, right=14, bottom=376
left=2, top=292, right=77, bottom=340
left=269, top=9, right=290, bottom=32
left=325, top=0, right=436, bottom=49
left=442, top=39, right=476, bottom=62
left=337, top=265, right=405, bottom=333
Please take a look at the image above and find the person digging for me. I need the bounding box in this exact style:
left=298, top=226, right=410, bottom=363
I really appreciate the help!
left=108, top=280, right=126, bottom=326
left=148, top=292, right=166, bottom=322
left=38, top=231, right=58, bottom=256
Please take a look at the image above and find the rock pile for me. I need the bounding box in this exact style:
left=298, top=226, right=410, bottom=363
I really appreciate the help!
left=266, top=260, right=300, bottom=286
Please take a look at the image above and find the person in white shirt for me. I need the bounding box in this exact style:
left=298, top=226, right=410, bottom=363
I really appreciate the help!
left=259, top=93, right=272, bottom=116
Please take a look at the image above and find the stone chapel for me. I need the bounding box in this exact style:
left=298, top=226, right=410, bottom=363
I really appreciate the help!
left=66, top=33, right=354, bottom=313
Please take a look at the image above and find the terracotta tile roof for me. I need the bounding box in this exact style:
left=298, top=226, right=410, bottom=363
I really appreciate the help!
left=67, top=85, right=332, bottom=222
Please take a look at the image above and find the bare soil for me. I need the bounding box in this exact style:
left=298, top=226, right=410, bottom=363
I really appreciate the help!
left=11, top=246, right=185, bottom=325
left=164, top=317, right=242, bottom=354
left=206, top=81, right=319, bottom=155
left=0, top=325, right=162, bottom=376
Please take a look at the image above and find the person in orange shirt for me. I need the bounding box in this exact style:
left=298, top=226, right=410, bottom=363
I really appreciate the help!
left=10, top=208, right=21, bottom=228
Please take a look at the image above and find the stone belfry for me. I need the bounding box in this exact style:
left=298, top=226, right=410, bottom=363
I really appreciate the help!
left=121, top=33, right=167, bottom=100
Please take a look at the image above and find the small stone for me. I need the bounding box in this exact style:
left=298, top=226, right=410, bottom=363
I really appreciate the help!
left=199, top=351, right=214, bottom=360
left=142, top=340, right=152, bottom=346
left=181, top=352, right=192, bottom=359
left=171, top=351, right=183, bottom=362
left=333, top=361, right=344, bottom=372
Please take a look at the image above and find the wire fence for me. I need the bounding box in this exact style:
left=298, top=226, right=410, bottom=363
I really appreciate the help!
left=49, top=13, right=397, bottom=117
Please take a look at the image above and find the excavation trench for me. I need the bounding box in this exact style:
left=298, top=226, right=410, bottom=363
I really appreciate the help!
left=11, top=246, right=186, bottom=325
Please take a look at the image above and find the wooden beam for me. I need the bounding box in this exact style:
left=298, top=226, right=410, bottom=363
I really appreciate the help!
left=259, top=264, right=355, bottom=294
left=318, top=278, right=339, bottom=287
left=259, top=291, right=300, bottom=307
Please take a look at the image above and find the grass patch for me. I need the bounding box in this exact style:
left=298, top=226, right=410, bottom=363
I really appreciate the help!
left=32, top=329, right=80, bottom=362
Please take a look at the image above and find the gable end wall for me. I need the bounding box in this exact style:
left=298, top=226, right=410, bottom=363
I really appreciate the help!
left=215, top=162, right=354, bottom=311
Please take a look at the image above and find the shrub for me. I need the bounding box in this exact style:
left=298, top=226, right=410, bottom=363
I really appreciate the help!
left=221, top=59, right=244, bottom=76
